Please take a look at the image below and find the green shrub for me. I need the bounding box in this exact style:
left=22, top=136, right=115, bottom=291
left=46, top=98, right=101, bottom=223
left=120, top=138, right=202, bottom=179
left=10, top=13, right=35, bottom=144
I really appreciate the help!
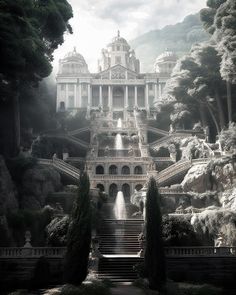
left=178, top=283, right=223, bottom=295
left=60, top=281, right=111, bottom=295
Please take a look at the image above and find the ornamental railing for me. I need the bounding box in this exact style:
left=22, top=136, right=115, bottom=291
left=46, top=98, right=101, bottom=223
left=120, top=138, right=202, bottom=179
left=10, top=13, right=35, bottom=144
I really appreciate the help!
left=38, top=158, right=80, bottom=180
left=92, top=174, right=147, bottom=181
left=1, top=246, right=235, bottom=258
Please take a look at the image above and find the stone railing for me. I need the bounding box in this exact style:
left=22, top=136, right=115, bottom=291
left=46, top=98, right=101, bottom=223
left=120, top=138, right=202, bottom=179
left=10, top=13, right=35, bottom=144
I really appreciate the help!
left=44, top=133, right=89, bottom=149
left=92, top=174, right=147, bottom=181
left=153, top=157, right=173, bottom=162
left=147, top=126, right=169, bottom=136
left=159, top=187, right=185, bottom=195
left=38, top=158, right=80, bottom=180
left=165, top=246, right=236, bottom=257
left=1, top=246, right=235, bottom=258
left=0, top=247, right=66, bottom=258
left=97, top=149, right=141, bottom=158
left=68, top=126, right=90, bottom=136
left=150, top=132, right=194, bottom=150
left=87, top=157, right=150, bottom=163
left=156, top=158, right=210, bottom=185
left=156, top=160, right=192, bottom=184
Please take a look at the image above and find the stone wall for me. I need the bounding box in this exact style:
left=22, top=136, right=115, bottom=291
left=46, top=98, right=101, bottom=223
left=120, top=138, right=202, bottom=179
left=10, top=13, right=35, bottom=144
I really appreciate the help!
left=1, top=256, right=236, bottom=289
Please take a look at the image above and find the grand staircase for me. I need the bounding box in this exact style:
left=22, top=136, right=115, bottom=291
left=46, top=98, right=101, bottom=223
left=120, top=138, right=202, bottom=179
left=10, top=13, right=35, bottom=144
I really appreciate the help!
left=97, top=218, right=144, bottom=282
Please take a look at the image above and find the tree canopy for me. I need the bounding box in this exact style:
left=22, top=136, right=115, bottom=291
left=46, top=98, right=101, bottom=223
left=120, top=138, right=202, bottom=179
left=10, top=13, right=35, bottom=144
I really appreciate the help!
left=0, top=0, right=73, bottom=157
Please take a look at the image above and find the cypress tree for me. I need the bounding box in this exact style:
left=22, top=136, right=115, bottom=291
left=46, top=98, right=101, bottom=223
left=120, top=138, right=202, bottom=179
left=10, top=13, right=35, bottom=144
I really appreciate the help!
left=64, top=172, right=91, bottom=285
left=144, top=177, right=166, bottom=291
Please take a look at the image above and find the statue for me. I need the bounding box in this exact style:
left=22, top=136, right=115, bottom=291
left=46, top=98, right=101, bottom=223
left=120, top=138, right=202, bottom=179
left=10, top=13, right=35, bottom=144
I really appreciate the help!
left=128, top=145, right=134, bottom=156
left=104, top=146, right=109, bottom=157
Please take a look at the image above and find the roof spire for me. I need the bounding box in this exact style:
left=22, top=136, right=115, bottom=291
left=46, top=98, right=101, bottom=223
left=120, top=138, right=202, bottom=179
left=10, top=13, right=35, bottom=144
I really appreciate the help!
left=117, top=30, right=120, bottom=37
left=73, top=46, right=77, bottom=53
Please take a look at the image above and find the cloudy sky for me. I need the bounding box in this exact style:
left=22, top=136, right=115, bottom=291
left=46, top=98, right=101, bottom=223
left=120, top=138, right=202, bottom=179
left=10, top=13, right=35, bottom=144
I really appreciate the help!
left=53, top=0, right=206, bottom=73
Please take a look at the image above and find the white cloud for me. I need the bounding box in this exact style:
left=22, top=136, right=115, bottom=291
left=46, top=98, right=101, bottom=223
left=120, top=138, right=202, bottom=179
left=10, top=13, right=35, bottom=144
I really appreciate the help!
left=52, top=0, right=206, bottom=73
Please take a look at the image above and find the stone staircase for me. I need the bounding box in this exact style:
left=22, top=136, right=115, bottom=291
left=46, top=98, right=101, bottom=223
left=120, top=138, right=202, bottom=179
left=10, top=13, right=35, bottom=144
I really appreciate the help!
left=98, top=257, right=143, bottom=282
left=98, top=219, right=144, bottom=282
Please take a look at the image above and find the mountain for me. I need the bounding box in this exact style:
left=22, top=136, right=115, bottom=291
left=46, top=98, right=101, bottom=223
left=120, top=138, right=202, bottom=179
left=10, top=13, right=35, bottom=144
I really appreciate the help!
left=130, top=13, right=210, bottom=72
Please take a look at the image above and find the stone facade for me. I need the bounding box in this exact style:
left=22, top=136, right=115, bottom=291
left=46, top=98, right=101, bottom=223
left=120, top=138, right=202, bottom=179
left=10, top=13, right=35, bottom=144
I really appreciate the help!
left=56, top=31, right=177, bottom=119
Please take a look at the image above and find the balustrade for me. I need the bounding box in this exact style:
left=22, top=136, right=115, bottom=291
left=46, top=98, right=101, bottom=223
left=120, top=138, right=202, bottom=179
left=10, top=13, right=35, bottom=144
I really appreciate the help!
left=1, top=246, right=235, bottom=258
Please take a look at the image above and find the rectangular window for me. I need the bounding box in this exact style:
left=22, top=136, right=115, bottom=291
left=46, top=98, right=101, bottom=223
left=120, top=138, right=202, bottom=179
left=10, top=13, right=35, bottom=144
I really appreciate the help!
left=61, top=84, right=66, bottom=91
left=149, top=84, right=153, bottom=90
left=115, top=56, right=121, bottom=64
left=117, top=46, right=120, bottom=51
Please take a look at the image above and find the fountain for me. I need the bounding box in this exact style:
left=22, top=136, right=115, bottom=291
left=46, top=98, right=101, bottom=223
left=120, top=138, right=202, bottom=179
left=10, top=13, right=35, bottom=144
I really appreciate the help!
left=115, top=134, right=123, bottom=150
left=113, top=191, right=127, bottom=220
left=117, top=118, right=122, bottom=128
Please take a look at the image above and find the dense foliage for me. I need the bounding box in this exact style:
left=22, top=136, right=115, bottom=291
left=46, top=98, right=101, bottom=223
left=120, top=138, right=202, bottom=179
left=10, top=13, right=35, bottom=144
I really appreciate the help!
left=160, top=0, right=236, bottom=138
left=144, top=177, right=166, bottom=291
left=64, top=172, right=92, bottom=285
left=0, top=0, right=73, bottom=157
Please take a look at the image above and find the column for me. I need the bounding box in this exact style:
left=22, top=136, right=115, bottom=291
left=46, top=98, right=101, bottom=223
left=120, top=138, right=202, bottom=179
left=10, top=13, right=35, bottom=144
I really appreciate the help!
left=74, top=84, right=78, bottom=108
left=154, top=83, right=158, bottom=102
left=99, top=85, right=102, bottom=106
left=65, top=84, right=68, bottom=108
left=159, top=83, right=162, bottom=98
left=145, top=84, right=149, bottom=108
left=108, top=86, right=112, bottom=109
left=88, top=84, right=91, bottom=106
left=78, top=83, right=82, bottom=108
left=125, top=85, right=128, bottom=107
left=134, top=86, right=137, bottom=107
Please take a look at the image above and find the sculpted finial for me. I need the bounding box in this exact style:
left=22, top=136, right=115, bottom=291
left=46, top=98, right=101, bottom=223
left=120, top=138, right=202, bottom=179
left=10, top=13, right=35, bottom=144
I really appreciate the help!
left=117, top=30, right=120, bottom=37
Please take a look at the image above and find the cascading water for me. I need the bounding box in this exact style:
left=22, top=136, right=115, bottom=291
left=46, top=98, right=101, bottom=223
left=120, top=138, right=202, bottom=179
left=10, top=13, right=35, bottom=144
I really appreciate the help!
left=113, top=191, right=127, bottom=220
left=117, top=118, right=122, bottom=128
left=115, top=134, right=123, bottom=150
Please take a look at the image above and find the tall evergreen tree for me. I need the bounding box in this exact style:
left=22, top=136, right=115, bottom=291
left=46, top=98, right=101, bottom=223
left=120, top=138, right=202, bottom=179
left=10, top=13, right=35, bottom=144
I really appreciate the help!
left=64, top=172, right=92, bottom=285
left=144, top=177, right=166, bottom=291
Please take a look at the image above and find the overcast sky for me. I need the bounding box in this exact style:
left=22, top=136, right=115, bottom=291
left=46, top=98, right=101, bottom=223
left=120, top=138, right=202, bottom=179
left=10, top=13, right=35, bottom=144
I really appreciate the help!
left=53, top=0, right=206, bottom=73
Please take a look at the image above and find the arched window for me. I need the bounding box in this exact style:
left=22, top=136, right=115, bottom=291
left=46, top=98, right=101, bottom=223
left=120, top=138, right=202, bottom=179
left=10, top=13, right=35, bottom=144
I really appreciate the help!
left=122, top=183, right=130, bottom=202
left=96, top=165, right=104, bottom=174
left=109, top=183, right=118, bottom=199
left=135, top=184, right=143, bottom=191
left=96, top=184, right=105, bottom=192
left=134, top=166, right=143, bottom=174
left=121, top=166, right=130, bottom=175
left=109, top=165, right=118, bottom=175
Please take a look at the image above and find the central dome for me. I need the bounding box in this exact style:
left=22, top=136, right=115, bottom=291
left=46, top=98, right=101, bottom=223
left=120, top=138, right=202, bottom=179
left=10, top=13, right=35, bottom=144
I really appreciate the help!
left=59, top=47, right=89, bottom=74
left=107, top=31, right=130, bottom=51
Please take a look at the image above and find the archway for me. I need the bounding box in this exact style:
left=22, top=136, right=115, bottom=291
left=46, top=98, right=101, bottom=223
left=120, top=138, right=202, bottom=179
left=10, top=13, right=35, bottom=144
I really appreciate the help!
left=109, top=183, right=118, bottom=200
left=134, top=166, right=143, bottom=174
left=121, top=166, right=130, bottom=175
left=96, top=165, right=104, bottom=174
left=109, top=165, right=118, bottom=175
left=113, top=87, right=124, bottom=109
left=122, top=183, right=130, bottom=202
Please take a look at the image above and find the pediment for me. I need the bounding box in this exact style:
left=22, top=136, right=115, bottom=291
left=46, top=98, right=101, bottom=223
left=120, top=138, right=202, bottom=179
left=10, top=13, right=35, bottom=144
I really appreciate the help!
left=98, top=65, right=138, bottom=80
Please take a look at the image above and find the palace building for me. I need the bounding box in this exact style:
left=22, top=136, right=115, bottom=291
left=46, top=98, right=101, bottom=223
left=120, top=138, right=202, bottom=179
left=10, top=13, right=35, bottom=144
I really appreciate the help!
left=56, top=31, right=177, bottom=119
left=55, top=32, right=179, bottom=199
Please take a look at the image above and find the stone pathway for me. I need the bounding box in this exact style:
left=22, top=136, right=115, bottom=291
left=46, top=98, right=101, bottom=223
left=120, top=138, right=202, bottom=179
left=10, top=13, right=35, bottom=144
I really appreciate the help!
left=111, top=285, right=147, bottom=295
